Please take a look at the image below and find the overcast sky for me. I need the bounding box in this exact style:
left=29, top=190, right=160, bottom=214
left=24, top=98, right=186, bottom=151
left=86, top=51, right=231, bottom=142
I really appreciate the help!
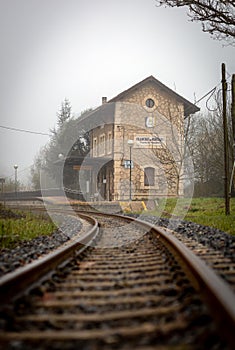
left=0, top=0, right=234, bottom=185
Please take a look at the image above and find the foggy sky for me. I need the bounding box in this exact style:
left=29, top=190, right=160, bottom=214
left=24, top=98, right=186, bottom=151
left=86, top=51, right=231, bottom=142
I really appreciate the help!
left=0, top=0, right=234, bottom=184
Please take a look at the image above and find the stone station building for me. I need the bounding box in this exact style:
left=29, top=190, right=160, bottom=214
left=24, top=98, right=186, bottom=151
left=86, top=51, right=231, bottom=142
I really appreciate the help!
left=65, top=76, right=199, bottom=201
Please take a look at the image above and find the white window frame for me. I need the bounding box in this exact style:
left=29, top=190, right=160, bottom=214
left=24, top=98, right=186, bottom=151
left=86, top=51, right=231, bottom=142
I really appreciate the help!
left=99, top=134, right=105, bottom=156
left=93, top=138, right=97, bottom=157
left=107, top=132, right=112, bottom=154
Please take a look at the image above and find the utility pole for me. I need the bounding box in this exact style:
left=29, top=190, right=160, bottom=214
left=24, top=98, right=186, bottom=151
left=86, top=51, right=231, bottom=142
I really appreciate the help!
left=231, top=75, right=235, bottom=141
left=221, top=63, right=230, bottom=215
left=230, top=74, right=235, bottom=197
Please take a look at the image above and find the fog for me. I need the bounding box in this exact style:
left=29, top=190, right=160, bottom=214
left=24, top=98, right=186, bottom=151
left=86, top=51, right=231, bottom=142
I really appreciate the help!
left=0, top=0, right=234, bottom=185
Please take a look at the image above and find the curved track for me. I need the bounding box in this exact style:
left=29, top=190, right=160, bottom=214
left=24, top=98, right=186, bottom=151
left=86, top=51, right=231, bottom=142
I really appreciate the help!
left=0, top=209, right=235, bottom=349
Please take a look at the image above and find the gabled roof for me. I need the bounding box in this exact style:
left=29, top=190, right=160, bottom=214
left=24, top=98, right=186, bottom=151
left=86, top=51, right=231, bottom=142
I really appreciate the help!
left=108, top=75, right=200, bottom=116
left=77, top=102, right=115, bottom=129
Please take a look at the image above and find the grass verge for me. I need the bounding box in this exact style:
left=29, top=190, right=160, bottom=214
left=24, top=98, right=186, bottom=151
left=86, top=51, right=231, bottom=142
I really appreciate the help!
left=147, top=197, right=235, bottom=236
left=0, top=205, right=57, bottom=249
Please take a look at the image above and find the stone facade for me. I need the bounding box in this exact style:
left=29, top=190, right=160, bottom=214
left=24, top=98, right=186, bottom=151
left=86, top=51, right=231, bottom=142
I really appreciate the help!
left=75, top=76, right=199, bottom=201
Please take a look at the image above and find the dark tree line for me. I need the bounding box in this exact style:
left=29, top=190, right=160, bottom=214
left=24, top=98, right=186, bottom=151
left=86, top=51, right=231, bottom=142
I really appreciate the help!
left=30, top=99, right=90, bottom=190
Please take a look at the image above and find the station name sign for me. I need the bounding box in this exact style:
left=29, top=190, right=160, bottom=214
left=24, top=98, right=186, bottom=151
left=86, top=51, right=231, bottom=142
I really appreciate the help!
left=134, top=134, right=164, bottom=148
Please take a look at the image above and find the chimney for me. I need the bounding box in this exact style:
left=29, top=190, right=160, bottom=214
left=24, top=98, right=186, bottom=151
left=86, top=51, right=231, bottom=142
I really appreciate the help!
left=102, top=97, right=107, bottom=104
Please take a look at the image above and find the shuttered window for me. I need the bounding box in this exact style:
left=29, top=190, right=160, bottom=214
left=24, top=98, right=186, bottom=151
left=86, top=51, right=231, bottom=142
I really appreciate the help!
left=144, top=167, right=155, bottom=186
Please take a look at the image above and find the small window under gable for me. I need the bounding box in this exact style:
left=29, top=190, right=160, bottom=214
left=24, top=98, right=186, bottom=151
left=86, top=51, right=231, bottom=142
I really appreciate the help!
left=107, top=132, right=112, bottom=154
left=93, top=138, right=97, bottom=157
left=144, top=167, right=155, bottom=186
left=99, top=134, right=105, bottom=155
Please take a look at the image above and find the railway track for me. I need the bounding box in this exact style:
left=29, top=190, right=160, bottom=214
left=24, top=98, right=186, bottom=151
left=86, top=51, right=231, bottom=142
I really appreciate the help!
left=0, top=210, right=235, bottom=349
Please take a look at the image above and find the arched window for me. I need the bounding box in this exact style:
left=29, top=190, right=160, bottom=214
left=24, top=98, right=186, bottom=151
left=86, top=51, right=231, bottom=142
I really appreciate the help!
left=144, top=167, right=155, bottom=186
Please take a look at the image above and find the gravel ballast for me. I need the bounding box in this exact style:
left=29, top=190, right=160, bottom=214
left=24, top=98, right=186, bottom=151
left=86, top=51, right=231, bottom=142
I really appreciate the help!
left=1, top=209, right=235, bottom=278
left=126, top=214, right=235, bottom=262
left=0, top=213, right=82, bottom=277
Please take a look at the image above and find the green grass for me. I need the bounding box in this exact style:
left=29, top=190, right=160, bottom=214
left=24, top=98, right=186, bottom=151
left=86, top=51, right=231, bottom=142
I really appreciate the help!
left=0, top=210, right=57, bottom=249
left=147, top=197, right=235, bottom=236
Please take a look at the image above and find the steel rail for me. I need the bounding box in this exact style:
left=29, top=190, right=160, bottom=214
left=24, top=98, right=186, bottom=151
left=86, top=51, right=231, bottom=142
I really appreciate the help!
left=0, top=213, right=99, bottom=303
left=1, top=207, right=235, bottom=346
left=154, top=225, right=235, bottom=348
left=76, top=211, right=235, bottom=347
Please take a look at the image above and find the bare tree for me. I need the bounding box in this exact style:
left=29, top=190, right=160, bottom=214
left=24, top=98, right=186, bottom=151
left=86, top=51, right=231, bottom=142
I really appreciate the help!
left=186, top=93, right=234, bottom=196
left=155, top=0, right=235, bottom=44
left=30, top=148, right=47, bottom=190
left=135, top=106, right=192, bottom=197
left=2, top=178, right=23, bottom=192
left=152, top=113, right=193, bottom=196
left=189, top=113, right=224, bottom=195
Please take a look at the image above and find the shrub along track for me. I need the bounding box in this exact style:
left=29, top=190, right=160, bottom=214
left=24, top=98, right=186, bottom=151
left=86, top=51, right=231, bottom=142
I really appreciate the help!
left=0, top=210, right=235, bottom=349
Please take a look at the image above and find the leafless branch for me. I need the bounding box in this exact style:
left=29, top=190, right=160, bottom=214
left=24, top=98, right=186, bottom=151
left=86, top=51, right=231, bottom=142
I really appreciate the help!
left=155, top=0, right=235, bottom=44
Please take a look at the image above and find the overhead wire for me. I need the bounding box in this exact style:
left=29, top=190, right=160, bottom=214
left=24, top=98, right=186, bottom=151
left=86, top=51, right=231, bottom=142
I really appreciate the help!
left=1, top=72, right=233, bottom=132
left=194, top=87, right=217, bottom=105
left=206, top=87, right=220, bottom=112
left=192, top=69, right=233, bottom=114
left=1, top=165, right=34, bottom=181
left=0, top=124, right=51, bottom=136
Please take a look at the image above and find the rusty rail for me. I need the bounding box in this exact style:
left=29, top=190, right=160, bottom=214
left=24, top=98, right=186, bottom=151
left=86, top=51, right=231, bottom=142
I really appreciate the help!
left=0, top=210, right=235, bottom=348
left=0, top=213, right=99, bottom=303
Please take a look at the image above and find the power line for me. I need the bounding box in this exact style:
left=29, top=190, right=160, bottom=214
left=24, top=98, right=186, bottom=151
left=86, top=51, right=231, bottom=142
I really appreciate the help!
left=0, top=167, right=32, bottom=185
left=194, top=87, right=217, bottom=105
left=193, top=71, right=233, bottom=111
left=0, top=124, right=51, bottom=136
left=193, top=66, right=233, bottom=106
left=4, top=166, right=32, bottom=180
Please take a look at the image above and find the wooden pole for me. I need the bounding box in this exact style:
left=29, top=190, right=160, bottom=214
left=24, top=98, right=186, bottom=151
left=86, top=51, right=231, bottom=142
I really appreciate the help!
left=221, top=63, right=230, bottom=215
left=231, top=75, right=235, bottom=197
left=231, top=75, right=235, bottom=142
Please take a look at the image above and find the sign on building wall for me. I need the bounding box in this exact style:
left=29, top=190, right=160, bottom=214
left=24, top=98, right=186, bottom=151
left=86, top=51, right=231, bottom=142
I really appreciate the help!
left=124, top=160, right=134, bottom=169
left=134, top=134, right=164, bottom=148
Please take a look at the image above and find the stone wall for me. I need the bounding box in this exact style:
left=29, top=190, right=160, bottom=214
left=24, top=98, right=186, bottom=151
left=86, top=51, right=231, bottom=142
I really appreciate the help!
left=115, top=82, right=184, bottom=132
left=112, top=82, right=185, bottom=199
left=88, top=81, right=185, bottom=200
